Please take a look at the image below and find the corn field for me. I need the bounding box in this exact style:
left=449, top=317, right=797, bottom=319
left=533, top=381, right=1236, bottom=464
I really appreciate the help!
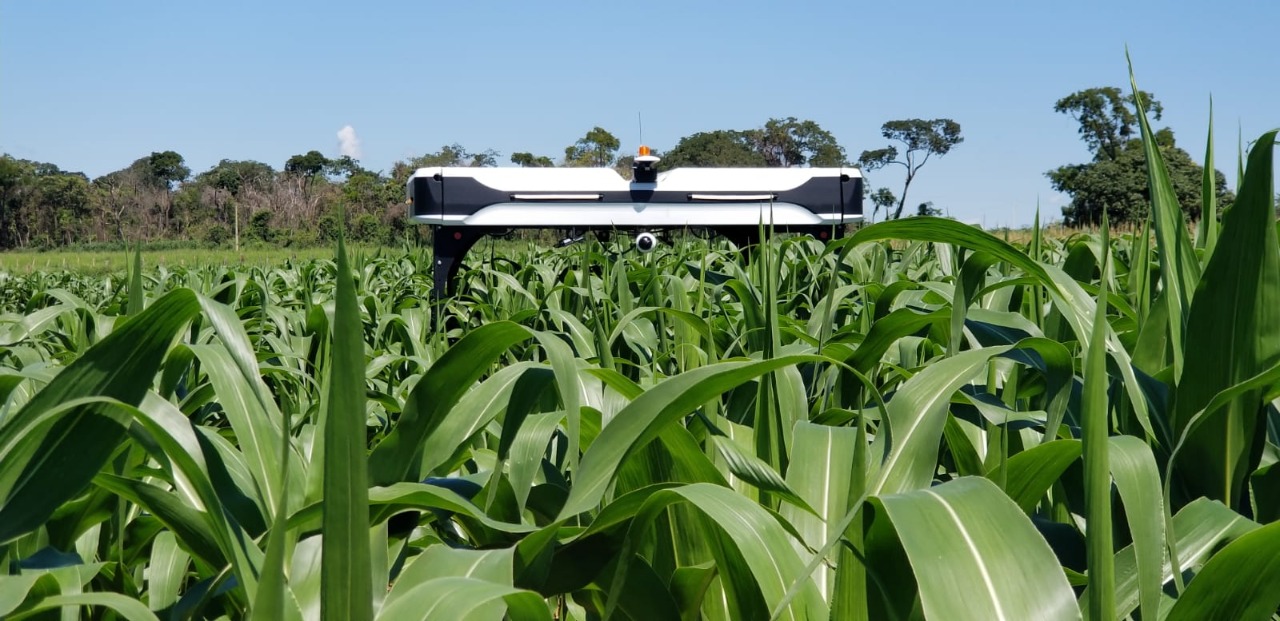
left=1, top=94, right=1279, bottom=619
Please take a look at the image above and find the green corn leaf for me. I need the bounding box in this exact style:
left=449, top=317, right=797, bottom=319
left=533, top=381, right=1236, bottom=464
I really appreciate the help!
left=780, top=421, right=861, bottom=602
left=145, top=531, right=188, bottom=613
left=127, top=244, right=144, bottom=317
left=0, top=289, right=201, bottom=544
left=1089, top=497, right=1259, bottom=621
left=869, top=476, right=1081, bottom=621
left=92, top=473, right=225, bottom=570
left=369, top=321, right=533, bottom=486
left=420, top=361, right=538, bottom=477
left=1128, top=53, right=1201, bottom=380
left=1172, top=129, right=1280, bottom=510
left=383, top=545, right=514, bottom=617
left=1197, top=97, right=1219, bottom=256
left=1164, top=520, right=1280, bottom=621
left=870, top=344, right=1013, bottom=495
left=320, top=235, right=372, bottom=621
left=1105, top=435, right=1164, bottom=621
left=616, top=483, right=827, bottom=621
left=377, top=576, right=551, bottom=621
left=1081, top=214, right=1113, bottom=621
left=10, top=592, right=161, bottom=621
left=986, top=439, right=1081, bottom=513
left=560, top=353, right=826, bottom=519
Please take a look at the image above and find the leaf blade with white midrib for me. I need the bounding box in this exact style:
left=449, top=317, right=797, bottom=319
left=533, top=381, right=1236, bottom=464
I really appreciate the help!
left=874, top=477, right=1081, bottom=621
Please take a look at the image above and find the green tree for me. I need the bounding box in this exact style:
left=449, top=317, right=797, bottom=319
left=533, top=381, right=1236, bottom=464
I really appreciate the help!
left=749, top=117, right=846, bottom=167
left=144, top=151, right=190, bottom=190
left=1053, top=87, right=1162, bottom=161
left=564, top=127, right=620, bottom=167
left=392, top=145, right=499, bottom=184
left=858, top=119, right=964, bottom=220
left=511, top=152, right=554, bottom=167
left=285, top=150, right=333, bottom=209
left=198, top=159, right=276, bottom=251
left=326, top=155, right=364, bottom=179
left=1049, top=130, right=1232, bottom=225
left=867, top=187, right=897, bottom=223
left=92, top=168, right=142, bottom=242
left=915, top=201, right=941, bottom=217
left=1048, top=87, right=1230, bottom=226
left=249, top=209, right=274, bottom=242
left=285, top=150, right=330, bottom=179
left=119, top=151, right=189, bottom=237
left=661, top=131, right=766, bottom=169
left=0, top=155, right=34, bottom=248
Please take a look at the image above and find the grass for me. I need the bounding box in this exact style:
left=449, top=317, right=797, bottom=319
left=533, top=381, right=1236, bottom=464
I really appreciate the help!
left=0, top=245, right=350, bottom=275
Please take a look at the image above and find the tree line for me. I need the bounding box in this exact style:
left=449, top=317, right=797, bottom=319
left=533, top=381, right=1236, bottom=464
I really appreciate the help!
left=1, top=89, right=1258, bottom=251
left=0, top=114, right=970, bottom=251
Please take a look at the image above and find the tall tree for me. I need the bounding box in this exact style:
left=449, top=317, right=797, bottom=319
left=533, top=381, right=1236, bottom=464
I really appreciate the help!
left=0, top=155, right=33, bottom=248
left=564, top=127, right=620, bottom=167
left=285, top=150, right=332, bottom=212
left=92, top=168, right=143, bottom=242
left=661, top=130, right=767, bottom=169
left=511, top=152, right=554, bottom=167
left=866, top=187, right=897, bottom=222
left=392, top=144, right=499, bottom=183
left=199, top=159, right=275, bottom=251
left=1048, top=87, right=1230, bottom=225
left=858, top=119, right=964, bottom=220
left=285, top=150, right=330, bottom=179
left=749, top=117, right=846, bottom=167
left=326, top=155, right=364, bottom=179
left=661, top=119, right=846, bottom=169
left=1054, top=87, right=1162, bottom=161
left=144, top=151, right=190, bottom=190
left=1049, top=129, right=1232, bottom=225
left=127, top=151, right=189, bottom=236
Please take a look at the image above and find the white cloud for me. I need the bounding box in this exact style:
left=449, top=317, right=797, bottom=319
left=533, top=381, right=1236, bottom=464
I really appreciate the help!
left=337, top=125, right=362, bottom=158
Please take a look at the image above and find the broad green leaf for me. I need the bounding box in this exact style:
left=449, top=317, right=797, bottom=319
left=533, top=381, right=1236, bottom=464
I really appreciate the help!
left=384, top=545, right=514, bottom=617
left=987, top=439, right=1081, bottom=513
left=1105, top=436, right=1164, bottom=621
left=619, top=483, right=827, bottom=621
left=369, top=321, right=533, bottom=485
left=712, top=435, right=814, bottom=515
left=780, top=421, right=860, bottom=601
left=1165, top=520, right=1280, bottom=621
left=1090, top=497, right=1259, bottom=621
left=0, top=575, right=41, bottom=617
left=870, top=345, right=1011, bottom=495
left=0, top=289, right=200, bottom=544
left=421, top=361, right=538, bottom=477
left=188, top=344, right=288, bottom=519
left=377, top=576, right=551, bottom=621
left=872, top=477, right=1081, bottom=621
left=507, top=411, right=565, bottom=513
left=560, top=353, right=825, bottom=519
left=1197, top=97, right=1219, bottom=257
left=1172, top=129, right=1280, bottom=510
left=10, top=592, right=161, bottom=621
left=145, top=531, right=188, bottom=613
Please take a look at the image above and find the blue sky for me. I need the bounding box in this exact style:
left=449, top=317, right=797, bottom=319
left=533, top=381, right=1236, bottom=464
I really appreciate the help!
left=2, top=0, right=1276, bottom=227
